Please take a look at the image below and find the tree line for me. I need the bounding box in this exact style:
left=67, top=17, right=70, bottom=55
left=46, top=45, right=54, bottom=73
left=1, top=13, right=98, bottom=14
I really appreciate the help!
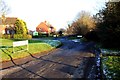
left=66, top=1, right=120, bottom=48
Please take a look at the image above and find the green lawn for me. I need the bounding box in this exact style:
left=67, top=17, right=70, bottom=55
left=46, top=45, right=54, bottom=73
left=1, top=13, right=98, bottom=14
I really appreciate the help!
left=0, top=39, right=13, bottom=47
left=0, top=39, right=61, bottom=62
left=102, top=56, right=120, bottom=79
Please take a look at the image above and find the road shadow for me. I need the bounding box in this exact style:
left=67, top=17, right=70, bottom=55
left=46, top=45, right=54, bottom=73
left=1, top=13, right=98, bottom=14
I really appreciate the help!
left=1, top=47, right=77, bottom=79
left=26, top=50, right=77, bottom=68
left=1, top=39, right=99, bottom=79
left=25, top=50, right=80, bottom=77
left=25, top=40, right=97, bottom=77
left=59, top=66, right=76, bottom=75
left=1, top=49, right=48, bottom=80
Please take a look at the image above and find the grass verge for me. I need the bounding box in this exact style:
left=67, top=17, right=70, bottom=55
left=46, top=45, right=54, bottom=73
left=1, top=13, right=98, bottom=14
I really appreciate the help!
left=0, top=39, right=62, bottom=62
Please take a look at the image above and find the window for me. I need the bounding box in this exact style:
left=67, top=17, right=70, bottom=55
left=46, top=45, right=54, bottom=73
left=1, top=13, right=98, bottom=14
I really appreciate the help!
left=39, top=28, right=42, bottom=31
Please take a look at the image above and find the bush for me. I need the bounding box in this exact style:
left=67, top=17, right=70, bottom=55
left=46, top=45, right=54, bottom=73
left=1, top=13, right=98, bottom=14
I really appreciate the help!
left=23, top=34, right=32, bottom=39
left=100, top=34, right=120, bottom=48
left=80, top=37, right=88, bottom=42
left=14, top=34, right=23, bottom=39
left=1, top=34, right=11, bottom=39
left=96, top=28, right=120, bottom=48
left=13, top=34, right=32, bottom=39
left=27, top=34, right=32, bottom=39
left=85, top=31, right=99, bottom=42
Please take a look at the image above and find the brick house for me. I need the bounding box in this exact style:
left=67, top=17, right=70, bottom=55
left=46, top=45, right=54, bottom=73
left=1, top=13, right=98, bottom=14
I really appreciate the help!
left=36, top=21, right=56, bottom=35
left=0, top=16, right=17, bottom=35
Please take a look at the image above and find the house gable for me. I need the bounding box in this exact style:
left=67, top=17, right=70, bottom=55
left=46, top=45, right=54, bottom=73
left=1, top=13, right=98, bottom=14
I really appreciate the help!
left=0, top=17, right=17, bottom=25
left=36, top=21, right=56, bottom=34
left=0, top=17, right=17, bottom=34
left=36, top=21, right=49, bottom=33
left=5, top=17, right=17, bottom=25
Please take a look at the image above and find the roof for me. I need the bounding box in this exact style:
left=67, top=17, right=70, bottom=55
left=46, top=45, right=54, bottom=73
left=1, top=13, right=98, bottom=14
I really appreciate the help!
left=36, top=21, right=49, bottom=32
left=0, top=17, right=17, bottom=25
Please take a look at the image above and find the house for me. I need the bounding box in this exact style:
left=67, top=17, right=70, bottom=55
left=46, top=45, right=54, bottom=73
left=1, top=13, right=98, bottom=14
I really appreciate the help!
left=28, top=30, right=35, bottom=35
left=0, top=25, right=6, bottom=34
left=0, top=15, right=17, bottom=35
left=36, top=21, right=56, bottom=35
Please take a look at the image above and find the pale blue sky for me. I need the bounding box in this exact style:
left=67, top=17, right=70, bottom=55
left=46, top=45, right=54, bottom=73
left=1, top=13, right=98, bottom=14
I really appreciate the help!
left=5, top=0, right=108, bottom=31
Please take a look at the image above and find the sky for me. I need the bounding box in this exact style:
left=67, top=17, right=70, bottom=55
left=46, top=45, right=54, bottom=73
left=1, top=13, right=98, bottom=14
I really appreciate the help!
left=4, top=0, right=108, bottom=31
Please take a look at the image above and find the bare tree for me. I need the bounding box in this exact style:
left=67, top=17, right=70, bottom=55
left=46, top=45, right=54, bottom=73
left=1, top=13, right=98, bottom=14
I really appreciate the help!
left=67, top=11, right=96, bottom=35
left=0, top=0, right=10, bottom=15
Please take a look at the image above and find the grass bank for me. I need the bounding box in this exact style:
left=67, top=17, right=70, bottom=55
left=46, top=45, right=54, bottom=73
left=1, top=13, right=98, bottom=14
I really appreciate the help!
left=0, top=39, right=61, bottom=62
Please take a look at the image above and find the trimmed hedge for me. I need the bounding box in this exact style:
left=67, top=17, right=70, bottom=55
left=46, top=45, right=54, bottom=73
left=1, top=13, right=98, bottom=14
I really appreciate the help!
left=84, top=31, right=99, bottom=42
left=14, top=34, right=32, bottom=39
left=1, top=34, right=32, bottom=39
left=1, top=34, right=11, bottom=39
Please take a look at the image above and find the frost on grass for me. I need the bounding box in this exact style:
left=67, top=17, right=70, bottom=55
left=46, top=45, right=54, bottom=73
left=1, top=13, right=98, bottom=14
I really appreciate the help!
left=101, top=49, right=120, bottom=56
left=43, top=40, right=61, bottom=48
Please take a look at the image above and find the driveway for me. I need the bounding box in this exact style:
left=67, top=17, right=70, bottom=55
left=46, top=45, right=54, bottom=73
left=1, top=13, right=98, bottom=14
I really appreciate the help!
left=1, top=38, right=96, bottom=79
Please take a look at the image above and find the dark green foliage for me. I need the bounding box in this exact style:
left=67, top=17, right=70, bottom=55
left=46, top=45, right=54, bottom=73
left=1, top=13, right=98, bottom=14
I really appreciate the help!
left=58, top=31, right=63, bottom=36
left=84, top=31, right=99, bottom=42
left=28, top=40, right=42, bottom=43
left=58, top=28, right=66, bottom=36
left=96, top=1, right=120, bottom=48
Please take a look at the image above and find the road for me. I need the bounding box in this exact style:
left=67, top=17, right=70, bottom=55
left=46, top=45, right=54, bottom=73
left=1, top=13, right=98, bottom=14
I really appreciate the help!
left=1, top=38, right=96, bottom=79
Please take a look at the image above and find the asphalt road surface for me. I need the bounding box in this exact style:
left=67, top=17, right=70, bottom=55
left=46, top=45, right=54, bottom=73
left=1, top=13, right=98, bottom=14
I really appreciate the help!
left=1, top=38, right=96, bottom=79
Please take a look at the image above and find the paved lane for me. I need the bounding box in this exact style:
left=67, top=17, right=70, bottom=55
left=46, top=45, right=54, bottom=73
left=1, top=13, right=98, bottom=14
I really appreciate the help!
left=1, top=39, right=96, bottom=79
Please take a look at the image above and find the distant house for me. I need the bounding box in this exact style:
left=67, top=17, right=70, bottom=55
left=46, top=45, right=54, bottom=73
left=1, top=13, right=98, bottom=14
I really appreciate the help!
left=36, top=21, right=56, bottom=35
left=0, top=16, right=17, bottom=35
left=28, top=30, right=34, bottom=35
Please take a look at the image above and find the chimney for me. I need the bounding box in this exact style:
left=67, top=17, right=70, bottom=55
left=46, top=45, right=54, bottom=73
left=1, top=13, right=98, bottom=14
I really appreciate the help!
left=44, top=21, right=47, bottom=24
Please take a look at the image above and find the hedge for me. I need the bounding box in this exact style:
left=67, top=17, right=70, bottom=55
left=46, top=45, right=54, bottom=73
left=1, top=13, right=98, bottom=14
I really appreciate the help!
left=13, top=34, right=32, bottom=39
left=1, top=34, right=11, bottom=39
left=1, top=34, right=32, bottom=39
